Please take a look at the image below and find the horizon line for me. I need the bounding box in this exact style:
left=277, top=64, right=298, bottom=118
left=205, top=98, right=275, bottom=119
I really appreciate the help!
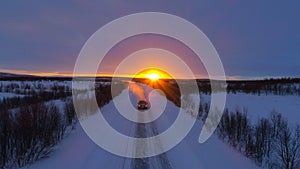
left=0, top=69, right=299, bottom=80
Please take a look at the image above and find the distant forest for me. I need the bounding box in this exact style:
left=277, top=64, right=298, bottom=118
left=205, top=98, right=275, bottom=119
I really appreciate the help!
left=196, top=78, right=300, bottom=95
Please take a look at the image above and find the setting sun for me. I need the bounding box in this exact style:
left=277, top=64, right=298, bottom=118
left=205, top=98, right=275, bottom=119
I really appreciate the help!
left=133, top=68, right=172, bottom=80
left=146, top=73, right=161, bottom=81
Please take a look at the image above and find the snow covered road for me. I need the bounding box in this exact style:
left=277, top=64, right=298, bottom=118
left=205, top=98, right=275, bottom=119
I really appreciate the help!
left=23, top=83, right=261, bottom=169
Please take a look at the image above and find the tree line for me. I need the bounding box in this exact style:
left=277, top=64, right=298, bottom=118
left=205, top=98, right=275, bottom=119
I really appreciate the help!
left=0, top=101, right=76, bottom=168
left=0, top=82, right=71, bottom=95
left=207, top=108, right=300, bottom=169
left=196, top=78, right=300, bottom=95
left=0, top=90, right=71, bottom=110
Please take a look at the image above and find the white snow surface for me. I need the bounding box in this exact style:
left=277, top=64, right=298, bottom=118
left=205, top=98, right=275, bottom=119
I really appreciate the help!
left=201, top=93, right=300, bottom=126
left=0, top=92, right=25, bottom=99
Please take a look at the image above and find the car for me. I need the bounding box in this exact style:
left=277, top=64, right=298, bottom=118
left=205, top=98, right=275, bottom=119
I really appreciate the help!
left=137, top=100, right=149, bottom=110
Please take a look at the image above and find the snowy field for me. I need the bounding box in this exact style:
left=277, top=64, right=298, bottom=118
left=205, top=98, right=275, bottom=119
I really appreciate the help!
left=201, top=93, right=300, bottom=126
left=0, top=80, right=71, bottom=89
left=0, top=92, right=25, bottom=99
left=0, top=80, right=111, bottom=92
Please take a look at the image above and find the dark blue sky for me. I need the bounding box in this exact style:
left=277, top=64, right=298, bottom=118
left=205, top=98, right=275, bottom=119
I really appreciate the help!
left=0, top=0, right=300, bottom=78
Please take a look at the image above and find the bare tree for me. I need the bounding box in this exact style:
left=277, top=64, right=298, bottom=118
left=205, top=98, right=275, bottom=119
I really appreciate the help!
left=272, top=125, right=300, bottom=169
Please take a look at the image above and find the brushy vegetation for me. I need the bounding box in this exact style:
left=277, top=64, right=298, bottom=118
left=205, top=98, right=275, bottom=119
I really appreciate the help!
left=0, top=102, right=76, bottom=168
left=0, top=80, right=121, bottom=168
left=198, top=104, right=300, bottom=169
left=219, top=110, right=300, bottom=169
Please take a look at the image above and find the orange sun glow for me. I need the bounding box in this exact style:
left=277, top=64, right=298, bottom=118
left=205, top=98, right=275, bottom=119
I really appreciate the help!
left=132, top=68, right=172, bottom=80
left=146, top=73, right=161, bottom=81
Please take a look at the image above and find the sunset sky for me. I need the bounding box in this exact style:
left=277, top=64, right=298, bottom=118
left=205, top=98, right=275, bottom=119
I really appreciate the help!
left=1, top=1, right=300, bottom=79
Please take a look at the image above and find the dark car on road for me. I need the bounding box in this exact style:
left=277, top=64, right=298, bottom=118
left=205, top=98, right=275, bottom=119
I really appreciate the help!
left=137, top=100, right=149, bottom=110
